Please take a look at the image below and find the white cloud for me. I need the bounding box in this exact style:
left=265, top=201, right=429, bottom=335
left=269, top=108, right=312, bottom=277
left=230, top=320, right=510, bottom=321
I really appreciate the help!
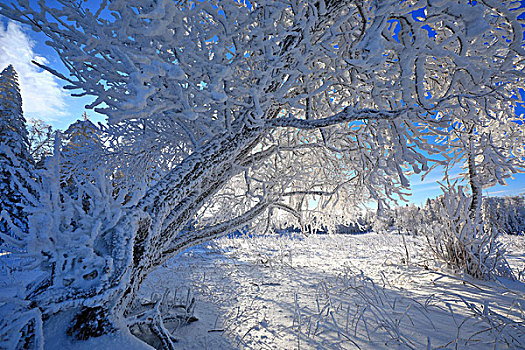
left=485, top=187, right=524, bottom=196
left=0, top=21, right=67, bottom=121
left=485, top=189, right=510, bottom=195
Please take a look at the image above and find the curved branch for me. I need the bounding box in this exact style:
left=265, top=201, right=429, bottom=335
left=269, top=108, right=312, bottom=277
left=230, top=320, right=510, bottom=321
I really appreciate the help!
left=282, top=177, right=357, bottom=197
left=161, top=199, right=271, bottom=258
left=267, top=107, right=403, bottom=129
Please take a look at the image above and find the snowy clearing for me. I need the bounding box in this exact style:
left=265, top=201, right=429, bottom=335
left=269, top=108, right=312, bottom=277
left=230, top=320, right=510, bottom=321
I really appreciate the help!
left=138, top=232, right=525, bottom=349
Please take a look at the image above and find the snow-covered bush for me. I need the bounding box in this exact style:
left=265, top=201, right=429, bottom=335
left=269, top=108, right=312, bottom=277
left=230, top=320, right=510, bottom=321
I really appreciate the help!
left=0, top=299, right=43, bottom=349
left=424, top=185, right=513, bottom=280
left=0, top=134, right=124, bottom=346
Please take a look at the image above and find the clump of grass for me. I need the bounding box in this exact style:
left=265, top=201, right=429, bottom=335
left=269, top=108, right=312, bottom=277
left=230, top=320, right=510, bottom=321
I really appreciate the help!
left=424, top=185, right=513, bottom=280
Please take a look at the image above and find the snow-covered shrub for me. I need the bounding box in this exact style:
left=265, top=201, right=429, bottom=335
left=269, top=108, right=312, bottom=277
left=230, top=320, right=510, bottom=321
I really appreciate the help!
left=0, top=135, right=123, bottom=346
left=424, top=185, right=513, bottom=280
left=0, top=299, right=43, bottom=349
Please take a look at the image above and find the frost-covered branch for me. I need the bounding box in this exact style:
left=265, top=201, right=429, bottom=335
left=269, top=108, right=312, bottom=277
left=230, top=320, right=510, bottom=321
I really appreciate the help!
left=267, top=108, right=404, bottom=129
left=164, top=199, right=271, bottom=257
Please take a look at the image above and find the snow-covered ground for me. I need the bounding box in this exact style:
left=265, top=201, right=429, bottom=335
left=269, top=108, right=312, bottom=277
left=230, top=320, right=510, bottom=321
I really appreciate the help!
left=2, top=232, right=524, bottom=349
left=141, top=232, right=525, bottom=349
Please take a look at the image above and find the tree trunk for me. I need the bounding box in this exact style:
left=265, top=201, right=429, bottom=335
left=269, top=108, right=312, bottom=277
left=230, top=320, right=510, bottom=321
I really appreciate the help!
left=467, top=136, right=482, bottom=222
left=122, top=127, right=262, bottom=308
left=57, top=126, right=266, bottom=340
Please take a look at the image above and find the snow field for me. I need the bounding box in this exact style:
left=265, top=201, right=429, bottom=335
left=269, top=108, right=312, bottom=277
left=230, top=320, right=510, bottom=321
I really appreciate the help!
left=141, top=232, right=525, bottom=349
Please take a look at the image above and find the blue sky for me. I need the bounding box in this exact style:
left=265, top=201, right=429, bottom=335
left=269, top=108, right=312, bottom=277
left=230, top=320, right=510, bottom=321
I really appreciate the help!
left=0, top=10, right=523, bottom=205
left=0, top=17, right=106, bottom=130
left=409, top=167, right=524, bottom=205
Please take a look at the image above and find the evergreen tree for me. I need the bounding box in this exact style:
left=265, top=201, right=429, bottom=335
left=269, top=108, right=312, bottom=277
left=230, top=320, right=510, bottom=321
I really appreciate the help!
left=0, top=65, right=34, bottom=241
left=61, top=115, right=103, bottom=184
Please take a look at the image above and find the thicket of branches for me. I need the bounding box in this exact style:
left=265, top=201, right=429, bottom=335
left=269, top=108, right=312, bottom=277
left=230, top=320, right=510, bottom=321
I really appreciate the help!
left=0, top=0, right=524, bottom=348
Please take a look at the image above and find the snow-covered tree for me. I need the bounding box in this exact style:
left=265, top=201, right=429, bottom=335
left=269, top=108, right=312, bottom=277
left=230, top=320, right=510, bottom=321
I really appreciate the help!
left=394, top=204, right=423, bottom=236
left=0, top=64, right=34, bottom=243
left=483, top=195, right=525, bottom=235
left=443, top=106, right=525, bottom=223
left=0, top=0, right=524, bottom=347
left=61, top=116, right=104, bottom=186
left=421, top=108, right=524, bottom=277
left=27, top=118, right=54, bottom=166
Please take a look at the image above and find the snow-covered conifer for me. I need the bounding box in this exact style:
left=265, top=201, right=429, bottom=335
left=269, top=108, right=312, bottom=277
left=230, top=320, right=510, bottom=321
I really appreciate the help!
left=61, top=116, right=104, bottom=185
left=0, top=64, right=34, bottom=242
left=483, top=195, right=525, bottom=235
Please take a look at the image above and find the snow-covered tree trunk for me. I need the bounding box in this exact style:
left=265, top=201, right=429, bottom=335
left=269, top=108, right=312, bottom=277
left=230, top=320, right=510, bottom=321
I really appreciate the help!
left=467, top=133, right=483, bottom=222
left=113, top=127, right=265, bottom=313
